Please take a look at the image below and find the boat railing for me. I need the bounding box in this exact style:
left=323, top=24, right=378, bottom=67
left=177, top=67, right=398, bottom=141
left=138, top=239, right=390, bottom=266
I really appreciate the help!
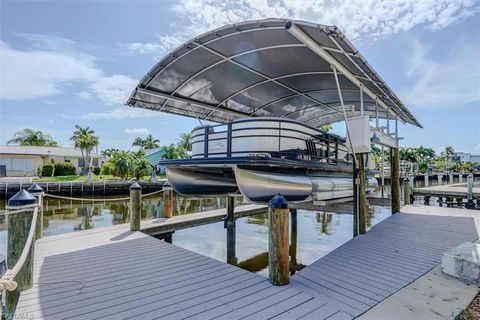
left=191, top=118, right=351, bottom=166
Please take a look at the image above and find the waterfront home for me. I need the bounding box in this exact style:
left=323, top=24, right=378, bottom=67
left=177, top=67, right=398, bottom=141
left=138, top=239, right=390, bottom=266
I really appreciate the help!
left=0, top=145, right=105, bottom=177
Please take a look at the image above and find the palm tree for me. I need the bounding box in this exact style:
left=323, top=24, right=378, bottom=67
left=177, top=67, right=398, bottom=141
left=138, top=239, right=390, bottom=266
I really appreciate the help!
left=441, top=146, right=455, bottom=171
left=70, top=125, right=99, bottom=174
left=8, top=129, right=58, bottom=146
left=143, top=134, right=160, bottom=150
left=178, top=133, right=192, bottom=152
left=161, top=144, right=188, bottom=159
left=132, top=134, right=159, bottom=150
left=319, top=124, right=332, bottom=132
left=132, top=137, right=144, bottom=149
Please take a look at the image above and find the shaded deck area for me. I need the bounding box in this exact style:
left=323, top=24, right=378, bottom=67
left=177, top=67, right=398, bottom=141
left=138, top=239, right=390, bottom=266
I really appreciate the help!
left=15, top=205, right=478, bottom=319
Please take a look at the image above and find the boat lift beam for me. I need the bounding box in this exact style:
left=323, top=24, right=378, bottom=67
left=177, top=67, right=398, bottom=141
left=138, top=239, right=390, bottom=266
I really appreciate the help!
left=286, top=21, right=406, bottom=125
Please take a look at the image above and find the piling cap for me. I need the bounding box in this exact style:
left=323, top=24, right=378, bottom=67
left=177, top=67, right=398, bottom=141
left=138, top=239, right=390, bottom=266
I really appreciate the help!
left=268, top=194, right=289, bottom=209
left=8, top=189, right=37, bottom=207
left=129, top=182, right=142, bottom=190
left=403, top=177, right=410, bottom=182
left=163, top=181, right=173, bottom=190
left=27, top=183, right=44, bottom=194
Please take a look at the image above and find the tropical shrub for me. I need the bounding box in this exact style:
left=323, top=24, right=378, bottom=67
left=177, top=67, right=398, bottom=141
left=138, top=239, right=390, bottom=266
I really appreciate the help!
left=92, top=166, right=101, bottom=175
left=54, top=162, right=76, bottom=176
left=101, top=162, right=115, bottom=175
left=41, top=164, right=55, bottom=177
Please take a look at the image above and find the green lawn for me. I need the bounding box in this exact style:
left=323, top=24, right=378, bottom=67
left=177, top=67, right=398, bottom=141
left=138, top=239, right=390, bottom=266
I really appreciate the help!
left=35, top=174, right=166, bottom=182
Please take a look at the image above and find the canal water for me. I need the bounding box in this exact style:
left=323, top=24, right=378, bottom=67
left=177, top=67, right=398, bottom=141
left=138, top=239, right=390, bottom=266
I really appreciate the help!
left=0, top=177, right=477, bottom=276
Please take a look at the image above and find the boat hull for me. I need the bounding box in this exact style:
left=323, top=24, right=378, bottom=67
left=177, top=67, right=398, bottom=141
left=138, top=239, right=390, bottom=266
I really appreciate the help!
left=165, top=164, right=377, bottom=203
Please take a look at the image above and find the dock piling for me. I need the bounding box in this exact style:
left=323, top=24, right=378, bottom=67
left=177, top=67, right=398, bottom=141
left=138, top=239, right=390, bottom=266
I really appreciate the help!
left=6, top=189, right=38, bottom=316
left=449, top=173, right=454, bottom=184
left=225, top=196, right=237, bottom=265
left=357, top=154, right=367, bottom=234
left=268, top=194, right=290, bottom=286
left=424, top=174, right=429, bottom=187
left=459, top=173, right=463, bottom=183
left=129, top=182, right=142, bottom=231
left=403, top=177, right=411, bottom=205
left=27, top=183, right=44, bottom=240
left=466, top=174, right=475, bottom=209
left=390, top=147, right=401, bottom=213
left=163, top=181, right=173, bottom=218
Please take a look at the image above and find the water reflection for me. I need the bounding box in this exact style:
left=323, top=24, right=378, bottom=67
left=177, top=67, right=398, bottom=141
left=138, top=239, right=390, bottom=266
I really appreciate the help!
left=0, top=194, right=392, bottom=277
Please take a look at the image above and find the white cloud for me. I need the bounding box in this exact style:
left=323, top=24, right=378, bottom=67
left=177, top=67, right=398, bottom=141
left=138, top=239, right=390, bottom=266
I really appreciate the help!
left=77, top=90, right=91, bottom=100
left=126, top=0, right=479, bottom=58
left=89, top=74, right=138, bottom=105
left=124, top=127, right=150, bottom=134
left=79, top=107, right=164, bottom=120
left=401, top=38, right=480, bottom=108
left=0, top=35, right=138, bottom=106
left=0, top=40, right=100, bottom=100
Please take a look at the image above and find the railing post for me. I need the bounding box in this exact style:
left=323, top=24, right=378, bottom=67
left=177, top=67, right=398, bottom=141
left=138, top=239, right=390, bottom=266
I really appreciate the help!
left=268, top=194, right=289, bottom=286
left=129, top=182, right=142, bottom=231
left=5, top=189, right=38, bottom=317
left=403, top=177, right=411, bottom=205
left=27, top=183, right=44, bottom=240
left=163, top=181, right=173, bottom=218
left=466, top=174, right=475, bottom=209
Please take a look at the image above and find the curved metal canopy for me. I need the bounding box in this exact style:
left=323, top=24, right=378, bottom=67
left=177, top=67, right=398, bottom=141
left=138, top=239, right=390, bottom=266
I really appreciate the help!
left=127, top=19, right=421, bottom=128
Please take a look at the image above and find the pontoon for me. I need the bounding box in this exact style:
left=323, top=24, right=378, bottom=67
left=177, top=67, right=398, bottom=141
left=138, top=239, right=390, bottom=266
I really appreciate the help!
left=126, top=19, right=421, bottom=203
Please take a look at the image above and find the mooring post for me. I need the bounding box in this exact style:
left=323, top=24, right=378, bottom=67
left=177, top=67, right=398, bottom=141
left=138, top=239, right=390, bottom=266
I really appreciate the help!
left=5, top=189, right=38, bottom=316
left=403, top=177, right=411, bottom=205
left=357, top=154, right=367, bottom=234
left=162, top=181, right=173, bottom=218
left=466, top=174, right=475, bottom=209
left=225, top=196, right=236, bottom=265
left=289, top=209, right=298, bottom=275
left=268, top=194, right=289, bottom=286
left=27, top=183, right=44, bottom=240
left=409, top=176, right=415, bottom=204
left=129, top=182, right=142, bottom=231
left=390, top=147, right=401, bottom=214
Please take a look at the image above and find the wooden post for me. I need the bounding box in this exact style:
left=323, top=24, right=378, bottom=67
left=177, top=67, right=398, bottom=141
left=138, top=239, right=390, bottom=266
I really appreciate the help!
left=5, top=189, right=38, bottom=317
left=409, top=176, right=415, bottom=204
left=403, top=177, right=410, bottom=205
left=390, top=147, right=401, bottom=214
left=289, top=209, right=297, bottom=275
left=268, top=194, right=289, bottom=286
left=163, top=181, right=173, bottom=218
left=129, top=182, right=142, bottom=231
left=424, top=173, right=429, bottom=187
left=27, top=183, right=44, bottom=240
left=357, top=154, right=367, bottom=234
left=225, top=196, right=236, bottom=265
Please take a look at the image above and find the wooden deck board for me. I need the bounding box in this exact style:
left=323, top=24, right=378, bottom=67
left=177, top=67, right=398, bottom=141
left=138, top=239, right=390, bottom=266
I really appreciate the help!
left=15, top=205, right=478, bottom=319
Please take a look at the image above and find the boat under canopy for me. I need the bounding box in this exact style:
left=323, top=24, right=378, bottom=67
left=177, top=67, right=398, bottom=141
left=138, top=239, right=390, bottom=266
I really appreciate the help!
left=126, top=19, right=421, bottom=203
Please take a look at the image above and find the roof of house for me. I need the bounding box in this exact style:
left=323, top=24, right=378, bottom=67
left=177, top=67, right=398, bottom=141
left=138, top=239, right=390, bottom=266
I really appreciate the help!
left=0, top=146, right=104, bottom=158
left=144, top=148, right=166, bottom=165
left=127, top=18, right=421, bottom=128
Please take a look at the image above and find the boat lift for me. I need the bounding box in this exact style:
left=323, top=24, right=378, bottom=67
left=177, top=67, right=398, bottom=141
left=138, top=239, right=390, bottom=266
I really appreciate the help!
left=126, top=19, right=421, bottom=236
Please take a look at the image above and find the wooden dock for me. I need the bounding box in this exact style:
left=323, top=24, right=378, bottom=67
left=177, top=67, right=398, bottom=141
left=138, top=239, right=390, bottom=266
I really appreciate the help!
left=14, top=205, right=478, bottom=319
left=413, top=183, right=479, bottom=199
left=141, top=204, right=266, bottom=235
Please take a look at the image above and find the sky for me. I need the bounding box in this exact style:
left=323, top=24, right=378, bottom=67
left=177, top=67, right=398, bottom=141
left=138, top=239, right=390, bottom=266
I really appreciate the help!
left=0, top=0, right=479, bottom=155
